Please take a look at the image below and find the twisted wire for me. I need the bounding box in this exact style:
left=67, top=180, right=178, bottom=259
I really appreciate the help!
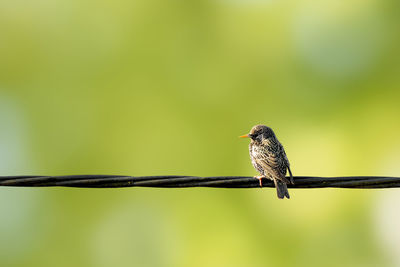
left=0, top=175, right=399, bottom=189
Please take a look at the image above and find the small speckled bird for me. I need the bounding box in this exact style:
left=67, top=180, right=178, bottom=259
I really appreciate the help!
left=240, top=125, right=293, bottom=199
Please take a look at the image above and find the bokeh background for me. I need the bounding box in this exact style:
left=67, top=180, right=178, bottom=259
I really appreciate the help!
left=1, top=0, right=400, bottom=266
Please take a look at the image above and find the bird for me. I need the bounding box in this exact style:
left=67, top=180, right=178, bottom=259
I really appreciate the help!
left=240, top=125, right=293, bottom=199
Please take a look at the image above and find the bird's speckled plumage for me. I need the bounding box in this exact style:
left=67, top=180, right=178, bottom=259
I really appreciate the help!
left=244, top=125, right=293, bottom=199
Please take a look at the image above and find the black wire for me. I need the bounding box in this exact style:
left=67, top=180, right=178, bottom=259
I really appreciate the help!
left=0, top=175, right=399, bottom=189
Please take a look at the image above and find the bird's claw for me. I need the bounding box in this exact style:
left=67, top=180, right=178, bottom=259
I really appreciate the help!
left=254, top=176, right=266, bottom=187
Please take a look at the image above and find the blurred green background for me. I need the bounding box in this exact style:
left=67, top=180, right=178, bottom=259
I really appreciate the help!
left=1, top=0, right=400, bottom=266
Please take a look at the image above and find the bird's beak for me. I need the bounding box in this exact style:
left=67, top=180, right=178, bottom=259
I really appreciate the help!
left=239, top=134, right=249, bottom=138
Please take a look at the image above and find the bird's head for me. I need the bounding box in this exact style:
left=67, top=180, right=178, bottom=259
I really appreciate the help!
left=240, top=125, right=275, bottom=142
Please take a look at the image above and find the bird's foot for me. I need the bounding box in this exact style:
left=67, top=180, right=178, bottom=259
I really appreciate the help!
left=254, top=176, right=266, bottom=187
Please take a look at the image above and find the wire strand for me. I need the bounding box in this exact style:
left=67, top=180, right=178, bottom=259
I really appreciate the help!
left=0, top=175, right=399, bottom=189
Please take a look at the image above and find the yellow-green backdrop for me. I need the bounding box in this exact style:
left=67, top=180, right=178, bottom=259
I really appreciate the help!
left=1, top=0, right=400, bottom=266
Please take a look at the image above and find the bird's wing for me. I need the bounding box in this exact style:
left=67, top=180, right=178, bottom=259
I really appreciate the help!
left=254, top=140, right=290, bottom=184
left=287, top=166, right=293, bottom=184
left=281, top=146, right=294, bottom=184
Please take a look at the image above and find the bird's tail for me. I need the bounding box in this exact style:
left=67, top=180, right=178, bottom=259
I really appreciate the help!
left=274, top=179, right=290, bottom=199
